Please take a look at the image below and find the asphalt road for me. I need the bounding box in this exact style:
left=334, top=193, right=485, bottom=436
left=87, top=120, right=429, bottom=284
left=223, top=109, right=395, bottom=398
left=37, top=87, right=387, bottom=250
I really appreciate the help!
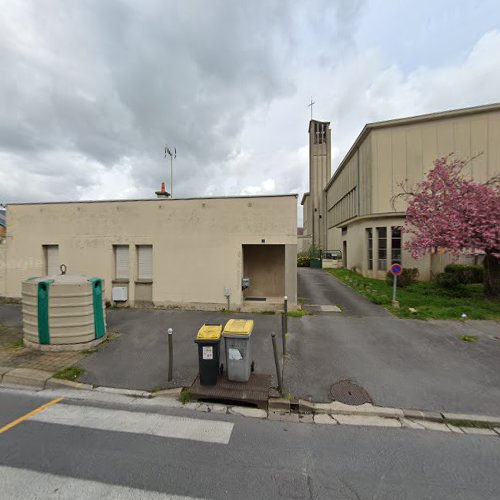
left=1, top=388, right=500, bottom=499
left=298, top=267, right=391, bottom=316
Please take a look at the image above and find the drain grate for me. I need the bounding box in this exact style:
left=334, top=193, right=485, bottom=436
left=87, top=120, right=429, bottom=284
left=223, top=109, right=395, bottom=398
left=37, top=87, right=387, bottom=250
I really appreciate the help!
left=330, top=379, right=373, bottom=406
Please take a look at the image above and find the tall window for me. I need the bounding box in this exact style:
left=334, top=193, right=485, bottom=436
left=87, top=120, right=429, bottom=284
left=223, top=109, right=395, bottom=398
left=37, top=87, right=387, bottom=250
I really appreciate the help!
left=366, top=229, right=373, bottom=270
left=137, top=245, right=153, bottom=280
left=376, top=227, right=387, bottom=271
left=43, top=245, right=59, bottom=276
left=113, top=245, right=129, bottom=280
left=391, top=226, right=402, bottom=264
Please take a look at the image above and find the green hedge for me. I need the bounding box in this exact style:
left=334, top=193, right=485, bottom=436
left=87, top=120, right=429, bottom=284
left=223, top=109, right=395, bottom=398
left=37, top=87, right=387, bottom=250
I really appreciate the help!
left=443, top=264, right=483, bottom=284
left=385, top=268, right=419, bottom=287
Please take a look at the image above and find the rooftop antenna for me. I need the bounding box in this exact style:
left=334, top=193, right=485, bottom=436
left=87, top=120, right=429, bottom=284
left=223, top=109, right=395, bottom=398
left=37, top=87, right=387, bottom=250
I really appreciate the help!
left=164, top=145, right=177, bottom=198
left=308, top=96, right=315, bottom=120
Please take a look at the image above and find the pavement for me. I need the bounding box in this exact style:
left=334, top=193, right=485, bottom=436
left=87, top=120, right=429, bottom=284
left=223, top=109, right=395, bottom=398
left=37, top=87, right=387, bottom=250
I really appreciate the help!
left=1, top=268, right=499, bottom=416
left=1, top=387, right=500, bottom=499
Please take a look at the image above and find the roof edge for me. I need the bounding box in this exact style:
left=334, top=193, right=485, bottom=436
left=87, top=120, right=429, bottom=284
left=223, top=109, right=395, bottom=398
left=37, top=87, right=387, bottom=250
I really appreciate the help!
left=324, top=102, right=500, bottom=191
left=7, top=193, right=298, bottom=207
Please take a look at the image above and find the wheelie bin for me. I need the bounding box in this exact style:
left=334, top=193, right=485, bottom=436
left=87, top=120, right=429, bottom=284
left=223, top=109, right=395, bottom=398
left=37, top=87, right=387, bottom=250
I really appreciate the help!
left=195, top=323, right=222, bottom=386
left=222, top=319, right=254, bottom=382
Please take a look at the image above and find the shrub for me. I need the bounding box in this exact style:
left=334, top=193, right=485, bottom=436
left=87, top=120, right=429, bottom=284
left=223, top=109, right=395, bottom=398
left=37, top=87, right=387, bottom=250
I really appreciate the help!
left=297, top=255, right=311, bottom=267
left=435, top=272, right=461, bottom=289
left=385, top=268, right=419, bottom=287
left=443, top=264, right=483, bottom=284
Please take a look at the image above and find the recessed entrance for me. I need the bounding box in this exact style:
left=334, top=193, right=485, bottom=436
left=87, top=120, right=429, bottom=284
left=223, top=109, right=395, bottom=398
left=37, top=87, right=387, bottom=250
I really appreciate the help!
left=242, top=244, right=285, bottom=301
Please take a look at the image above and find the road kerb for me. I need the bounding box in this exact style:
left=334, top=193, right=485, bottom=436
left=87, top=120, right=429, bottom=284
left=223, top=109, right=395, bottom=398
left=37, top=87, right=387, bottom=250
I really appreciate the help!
left=1, top=368, right=53, bottom=389
left=2, top=377, right=500, bottom=436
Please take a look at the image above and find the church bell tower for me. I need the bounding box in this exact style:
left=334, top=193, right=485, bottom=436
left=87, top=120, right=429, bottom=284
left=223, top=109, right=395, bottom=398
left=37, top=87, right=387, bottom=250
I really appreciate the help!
left=308, top=119, right=331, bottom=249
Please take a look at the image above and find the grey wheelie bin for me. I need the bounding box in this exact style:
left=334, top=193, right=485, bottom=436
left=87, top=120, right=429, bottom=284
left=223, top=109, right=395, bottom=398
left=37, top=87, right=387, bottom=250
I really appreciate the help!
left=222, top=319, right=254, bottom=382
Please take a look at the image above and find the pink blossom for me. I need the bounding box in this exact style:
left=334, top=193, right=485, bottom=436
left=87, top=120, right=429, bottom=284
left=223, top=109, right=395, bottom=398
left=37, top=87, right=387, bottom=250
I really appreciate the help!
left=403, top=156, right=500, bottom=259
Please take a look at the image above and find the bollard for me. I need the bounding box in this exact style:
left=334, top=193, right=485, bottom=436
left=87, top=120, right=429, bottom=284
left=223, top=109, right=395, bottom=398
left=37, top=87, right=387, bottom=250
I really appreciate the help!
left=281, top=312, right=287, bottom=356
left=168, top=327, right=173, bottom=382
left=271, top=332, right=283, bottom=396
left=284, top=295, right=288, bottom=339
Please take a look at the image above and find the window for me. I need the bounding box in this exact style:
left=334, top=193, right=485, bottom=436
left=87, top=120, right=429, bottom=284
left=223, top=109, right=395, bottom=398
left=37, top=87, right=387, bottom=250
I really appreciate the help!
left=113, top=245, right=129, bottom=280
left=367, top=229, right=373, bottom=270
left=137, top=245, right=153, bottom=280
left=376, top=227, right=387, bottom=271
left=43, top=245, right=59, bottom=276
left=391, top=226, right=402, bottom=264
left=341, top=227, right=347, bottom=236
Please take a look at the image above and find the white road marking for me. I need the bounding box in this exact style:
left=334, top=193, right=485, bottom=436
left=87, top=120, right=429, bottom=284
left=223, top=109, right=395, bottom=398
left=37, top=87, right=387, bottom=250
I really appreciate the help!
left=28, top=404, right=234, bottom=444
left=0, top=465, right=203, bottom=499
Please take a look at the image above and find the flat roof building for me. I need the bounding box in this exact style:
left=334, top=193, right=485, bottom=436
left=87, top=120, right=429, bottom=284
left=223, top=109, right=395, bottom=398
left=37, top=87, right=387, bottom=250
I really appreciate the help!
left=0, top=194, right=298, bottom=310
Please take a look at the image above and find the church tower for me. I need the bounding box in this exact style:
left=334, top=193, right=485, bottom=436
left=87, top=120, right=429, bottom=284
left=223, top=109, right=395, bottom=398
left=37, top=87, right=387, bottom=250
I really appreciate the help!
left=307, top=119, right=331, bottom=249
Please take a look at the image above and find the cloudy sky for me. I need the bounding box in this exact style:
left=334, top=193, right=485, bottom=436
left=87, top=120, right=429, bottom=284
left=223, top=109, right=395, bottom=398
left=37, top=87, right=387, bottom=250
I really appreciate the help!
left=1, top=0, right=500, bottom=223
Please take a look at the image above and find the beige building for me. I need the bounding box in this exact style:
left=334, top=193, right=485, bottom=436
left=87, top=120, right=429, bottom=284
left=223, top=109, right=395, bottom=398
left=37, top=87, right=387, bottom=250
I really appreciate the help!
left=0, top=195, right=297, bottom=310
left=303, top=103, right=500, bottom=279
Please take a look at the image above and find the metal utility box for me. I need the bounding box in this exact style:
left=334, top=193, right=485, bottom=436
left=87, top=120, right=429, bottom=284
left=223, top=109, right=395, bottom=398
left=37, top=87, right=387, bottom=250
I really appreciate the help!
left=222, top=319, right=254, bottom=382
left=195, top=323, right=222, bottom=386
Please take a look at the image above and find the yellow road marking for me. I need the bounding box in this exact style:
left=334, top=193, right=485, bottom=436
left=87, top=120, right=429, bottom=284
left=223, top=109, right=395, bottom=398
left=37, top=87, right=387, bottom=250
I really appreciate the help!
left=0, top=397, right=64, bottom=435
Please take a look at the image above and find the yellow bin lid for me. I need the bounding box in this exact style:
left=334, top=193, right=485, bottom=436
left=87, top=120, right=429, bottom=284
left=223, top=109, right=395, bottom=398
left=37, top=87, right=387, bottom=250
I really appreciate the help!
left=196, top=324, right=222, bottom=340
left=223, top=319, right=254, bottom=336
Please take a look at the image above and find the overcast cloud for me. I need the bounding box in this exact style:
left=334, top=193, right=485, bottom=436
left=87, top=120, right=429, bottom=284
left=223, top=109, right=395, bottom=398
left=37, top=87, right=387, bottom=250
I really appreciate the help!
left=1, top=0, right=500, bottom=224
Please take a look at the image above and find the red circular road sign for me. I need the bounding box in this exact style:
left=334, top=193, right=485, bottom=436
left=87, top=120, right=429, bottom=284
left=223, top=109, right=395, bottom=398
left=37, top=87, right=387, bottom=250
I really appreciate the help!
left=390, top=263, right=403, bottom=276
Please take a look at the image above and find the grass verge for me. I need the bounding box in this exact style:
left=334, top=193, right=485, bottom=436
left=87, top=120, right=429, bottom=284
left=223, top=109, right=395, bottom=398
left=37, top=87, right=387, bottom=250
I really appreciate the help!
left=6, top=339, right=24, bottom=351
left=287, top=309, right=308, bottom=318
left=53, top=367, right=85, bottom=381
left=179, top=389, right=191, bottom=404
left=327, top=268, right=500, bottom=320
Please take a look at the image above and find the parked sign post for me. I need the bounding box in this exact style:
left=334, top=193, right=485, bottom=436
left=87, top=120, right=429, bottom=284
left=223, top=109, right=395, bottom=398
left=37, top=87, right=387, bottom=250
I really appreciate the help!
left=390, top=263, right=403, bottom=307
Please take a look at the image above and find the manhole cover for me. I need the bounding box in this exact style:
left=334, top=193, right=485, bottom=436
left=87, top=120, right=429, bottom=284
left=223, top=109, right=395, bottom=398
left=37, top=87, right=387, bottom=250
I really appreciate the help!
left=330, top=380, right=373, bottom=406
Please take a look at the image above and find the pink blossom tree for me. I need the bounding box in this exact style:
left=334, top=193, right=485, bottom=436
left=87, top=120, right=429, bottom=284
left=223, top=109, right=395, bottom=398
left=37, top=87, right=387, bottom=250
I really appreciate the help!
left=402, top=156, right=500, bottom=296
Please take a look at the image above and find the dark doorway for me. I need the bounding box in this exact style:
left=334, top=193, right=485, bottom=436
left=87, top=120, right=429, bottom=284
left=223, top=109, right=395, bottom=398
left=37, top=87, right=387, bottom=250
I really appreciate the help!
left=242, top=245, right=285, bottom=300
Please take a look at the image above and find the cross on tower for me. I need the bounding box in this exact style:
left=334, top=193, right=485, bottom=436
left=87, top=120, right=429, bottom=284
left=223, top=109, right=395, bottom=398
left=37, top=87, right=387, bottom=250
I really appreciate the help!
left=308, top=97, right=315, bottom=120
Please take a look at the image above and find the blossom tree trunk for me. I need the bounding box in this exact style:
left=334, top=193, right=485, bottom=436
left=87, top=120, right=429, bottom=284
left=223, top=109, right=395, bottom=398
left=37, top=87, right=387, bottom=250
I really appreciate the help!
left=484, top=252, right=500, bottom=297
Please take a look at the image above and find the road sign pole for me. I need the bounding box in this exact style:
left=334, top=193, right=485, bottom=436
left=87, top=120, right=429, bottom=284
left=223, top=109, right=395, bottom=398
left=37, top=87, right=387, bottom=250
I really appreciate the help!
left=392, top=274, right=397, bottom=303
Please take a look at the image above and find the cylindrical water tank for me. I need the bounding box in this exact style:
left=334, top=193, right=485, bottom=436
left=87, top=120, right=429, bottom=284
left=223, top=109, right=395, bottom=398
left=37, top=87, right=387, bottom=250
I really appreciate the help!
left=22, top=274, right=106, bottom=351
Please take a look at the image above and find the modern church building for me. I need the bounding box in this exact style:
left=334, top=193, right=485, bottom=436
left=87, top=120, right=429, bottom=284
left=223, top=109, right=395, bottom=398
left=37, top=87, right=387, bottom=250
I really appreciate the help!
left=301, top=103, right=500, bottom=280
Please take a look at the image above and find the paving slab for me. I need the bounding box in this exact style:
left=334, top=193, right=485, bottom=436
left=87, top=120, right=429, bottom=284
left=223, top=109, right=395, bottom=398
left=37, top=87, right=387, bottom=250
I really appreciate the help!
left=459, top=427, right=498, bottom=436
left=313, top=414, right=337, bottom=425
left=205, top=403, right=229, bottom=414
left=153, top=387, right=183, bottom=398
left=94, top=386, right=151, bottom=398
left=418, top=420, right=451, bottom=432
left=333, top=414, right=401, bottom=427
left=2, top=368, right=52, bottom=389
left=45, top=378, right=93, bottom=391
left=442, top=412, right=500, bottom=426
left=399, top=418, right=425, bottom=430
left=229, top=406, right=267, bottom=419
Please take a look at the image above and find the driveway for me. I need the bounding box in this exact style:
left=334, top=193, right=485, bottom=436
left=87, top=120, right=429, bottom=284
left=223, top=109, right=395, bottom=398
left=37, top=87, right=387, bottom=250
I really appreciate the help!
left=298, top=267, right=390, bottom=316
